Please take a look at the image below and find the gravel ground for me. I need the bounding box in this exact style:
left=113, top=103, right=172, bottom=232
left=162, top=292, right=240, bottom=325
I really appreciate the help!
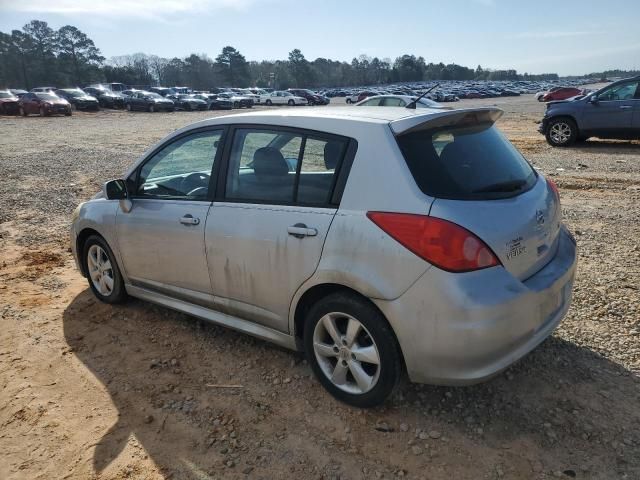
left=0, top=95, right=639, bottom=480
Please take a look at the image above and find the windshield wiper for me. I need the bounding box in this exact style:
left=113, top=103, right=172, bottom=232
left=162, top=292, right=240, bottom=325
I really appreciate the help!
left=473, top=179, right=527, bottom=193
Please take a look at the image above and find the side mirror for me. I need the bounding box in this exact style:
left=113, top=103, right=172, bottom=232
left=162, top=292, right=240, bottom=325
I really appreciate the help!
left=589, top=95, right=599, bottom=104
left=103, top=179, right=127, bottom=200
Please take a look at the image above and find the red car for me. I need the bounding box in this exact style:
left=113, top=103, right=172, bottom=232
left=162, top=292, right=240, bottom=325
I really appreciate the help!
left=18, top=91, right=72, bottom=116
left=541, top=87, right=582, bottom=102
left=0, top=90, right=20, bottom=115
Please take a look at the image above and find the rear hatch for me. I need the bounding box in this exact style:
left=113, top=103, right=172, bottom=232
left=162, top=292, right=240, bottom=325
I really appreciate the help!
left=392, top=108, right=561, bottom=280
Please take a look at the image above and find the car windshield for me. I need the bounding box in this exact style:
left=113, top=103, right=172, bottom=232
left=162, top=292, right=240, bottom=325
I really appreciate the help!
left=396, top=123, right=536, bottom=200
left=0, top=91, right=17, bottom=99
left=36, top=93, right=59, bottom=100
left=145, top=92, right=162, bottom=99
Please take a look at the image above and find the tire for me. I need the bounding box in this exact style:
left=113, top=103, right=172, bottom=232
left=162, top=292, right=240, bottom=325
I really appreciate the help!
left=308, top=100, right=315, bottom=106
left=71, top=103, right=77, bottom=111
left=265, top=99, right=272, bottom=106
left=19, top=107, right=27, bottom=117
left=126, top=103, right=132, bottom=111
left=545, top=117, right=578, bottom=147
left=149, top=104, right=155, bottom=113
left=346, top=98, right=352, bottom=104
left=303, top=292, right=402, bottom=408
left=288, top=99, right=295, bottom=106
left=39, top=106, right=46, bottom=117
left=82, top=235, right=128, bottom=304
left=65, top=111, right=72, bottom=117
left=233, top=101, right=239, bottom=108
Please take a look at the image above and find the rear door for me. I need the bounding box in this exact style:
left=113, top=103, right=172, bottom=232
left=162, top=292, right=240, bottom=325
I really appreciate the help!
left=393, top=112, right=560, bottom=280
left=206, top=126, right=352, bottom=332
left=582, top=80, right=639, bottom=133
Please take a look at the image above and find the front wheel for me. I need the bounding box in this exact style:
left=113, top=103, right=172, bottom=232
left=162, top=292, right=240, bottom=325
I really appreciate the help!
left=288, top=99, right=295, bottom=106
left=148, top=104, right=155, bottom=113
left=39, top=106, right=46, bottom=117
left=126, top=103, right=132, bottom=111
left=265, top=99, right=272, bottom=106
left=304, top=292, right=402, bottom=408
left=346, top=98, right=352, bottom=104
left=19, top=107, right=27, bottom=117
left=546, top=117, right=578, bottom=147
left=82, top=235, right=128, bottom=304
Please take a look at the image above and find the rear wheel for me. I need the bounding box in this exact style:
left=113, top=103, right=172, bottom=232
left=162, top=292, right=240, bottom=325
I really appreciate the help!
left=304, top=292, right=402, bottom=408
left=288, top=99, right=295, bottom=106
left=82, top=235, right=128, bottom=304
left=39, top=106, right=46, bottom=117
left=265, top=99, right=272, bottom=106
left=346, top=98, right=352, bottom=104
left=126, top=103, right=132, bottom=111
left=233, top=101, right=239, bottom=108
left=148, top=104, right=155, bottom=113
left=19, top=107, right=27, bottom=117
left=546, top=117, right=578, bottom=147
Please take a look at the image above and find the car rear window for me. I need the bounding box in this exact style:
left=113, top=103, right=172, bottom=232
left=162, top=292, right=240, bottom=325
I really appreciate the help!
left=396, top=123, right=537, bottom=200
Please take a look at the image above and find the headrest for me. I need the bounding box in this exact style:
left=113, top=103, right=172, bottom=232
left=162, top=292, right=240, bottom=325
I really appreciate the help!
left=323, top=141, right=343, bottom=170
left=253, top=147, right=289, bottom=177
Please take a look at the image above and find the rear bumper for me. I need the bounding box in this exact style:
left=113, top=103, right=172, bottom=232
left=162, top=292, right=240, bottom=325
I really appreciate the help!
left=374, top=227, right=577, bottom=385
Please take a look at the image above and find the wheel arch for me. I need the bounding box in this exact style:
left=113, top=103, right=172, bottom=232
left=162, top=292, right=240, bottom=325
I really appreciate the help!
left=291, top=283, right=407, bottom=372
left=544, top=113, right=579, bottom=133
left=76, top=227, right=104, bottom=277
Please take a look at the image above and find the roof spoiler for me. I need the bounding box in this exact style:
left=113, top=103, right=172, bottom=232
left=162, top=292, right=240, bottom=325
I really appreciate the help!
left=390, top=107, right=504, bottom=136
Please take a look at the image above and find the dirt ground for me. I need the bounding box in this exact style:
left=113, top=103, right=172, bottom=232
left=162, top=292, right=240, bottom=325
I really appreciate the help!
left=1, top=92, right=639, bottom=480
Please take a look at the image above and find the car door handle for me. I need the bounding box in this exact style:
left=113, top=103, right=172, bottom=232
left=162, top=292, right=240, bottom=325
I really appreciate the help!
left=287, top=224, right=317, bottom=238
left=179, top=214, right=200, bottom=226
left=619, top=105, right=632, bottom=109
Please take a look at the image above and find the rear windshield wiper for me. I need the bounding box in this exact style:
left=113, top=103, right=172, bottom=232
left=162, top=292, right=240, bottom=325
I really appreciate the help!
left=472, top=179, right=527, bottom=193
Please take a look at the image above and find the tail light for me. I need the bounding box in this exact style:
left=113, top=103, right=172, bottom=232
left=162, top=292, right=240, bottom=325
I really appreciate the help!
left=547, top=178, right=560, bottom=201
left=366, top=212, right=500, bottom=273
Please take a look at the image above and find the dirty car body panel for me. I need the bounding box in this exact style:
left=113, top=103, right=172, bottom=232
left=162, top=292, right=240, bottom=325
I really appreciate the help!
left=71, top=106, right=577, bottom=403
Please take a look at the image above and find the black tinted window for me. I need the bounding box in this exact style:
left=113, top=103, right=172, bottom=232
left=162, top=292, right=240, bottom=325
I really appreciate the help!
left=397, top=123, right=536, bottom=200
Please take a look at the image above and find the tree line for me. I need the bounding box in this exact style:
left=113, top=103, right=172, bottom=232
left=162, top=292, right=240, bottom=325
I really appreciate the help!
left=1, top=20, right=562, bottom=90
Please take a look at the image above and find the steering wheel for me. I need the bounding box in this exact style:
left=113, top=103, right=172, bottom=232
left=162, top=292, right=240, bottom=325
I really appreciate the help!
left=180, top=172, right=210, bottom=196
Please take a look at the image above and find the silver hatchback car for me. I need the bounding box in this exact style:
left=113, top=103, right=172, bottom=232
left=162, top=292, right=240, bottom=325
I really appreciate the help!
left=71, top=107, right=577, bottom=407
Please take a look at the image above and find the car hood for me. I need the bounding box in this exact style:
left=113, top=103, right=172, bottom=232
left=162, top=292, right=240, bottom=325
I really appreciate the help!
left=0, top=97, right=18, bottom=103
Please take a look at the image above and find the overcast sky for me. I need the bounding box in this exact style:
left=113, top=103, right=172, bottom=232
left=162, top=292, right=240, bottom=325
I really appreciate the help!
left=1, top=0, right=638, bottom=76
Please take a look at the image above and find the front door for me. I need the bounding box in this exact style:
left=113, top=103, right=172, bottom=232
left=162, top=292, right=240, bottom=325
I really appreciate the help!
left=206, top=127, right=350, bottom=332
left=581, top=80, right=639, bottom=133
left=117, top=128, right=224, bottom=304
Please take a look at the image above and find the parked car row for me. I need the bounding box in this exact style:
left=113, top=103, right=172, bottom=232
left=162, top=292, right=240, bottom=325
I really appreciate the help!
left=325, top=79, right=593, bottom=103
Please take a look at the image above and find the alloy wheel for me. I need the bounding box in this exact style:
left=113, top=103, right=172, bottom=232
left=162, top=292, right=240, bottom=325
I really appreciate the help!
left=550, top=122, right=572, bottom=144
left=312, top=312, right=381, bottom=395
left=87, top=244, right=114, bottom=296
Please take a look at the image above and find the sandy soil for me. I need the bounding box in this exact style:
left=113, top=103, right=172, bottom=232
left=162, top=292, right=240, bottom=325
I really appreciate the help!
left=1, top=94, right=639, bottom=480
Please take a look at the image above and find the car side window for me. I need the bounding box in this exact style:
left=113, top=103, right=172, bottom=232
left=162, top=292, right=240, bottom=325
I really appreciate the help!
left=382, top=97, right=403, bottom=107
left=362, top=98, right=381, bottom=106
left=136, top=130, right=222, bottom=199
left=224, top=128, right=348, bottom=206
left=598, top=82, right=639, bottom=101
left=297, top=137, right=346, bottom=204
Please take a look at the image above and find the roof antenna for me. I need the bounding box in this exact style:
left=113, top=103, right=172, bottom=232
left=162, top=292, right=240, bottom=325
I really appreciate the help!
left=406, top=83, right=439, bottom=109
